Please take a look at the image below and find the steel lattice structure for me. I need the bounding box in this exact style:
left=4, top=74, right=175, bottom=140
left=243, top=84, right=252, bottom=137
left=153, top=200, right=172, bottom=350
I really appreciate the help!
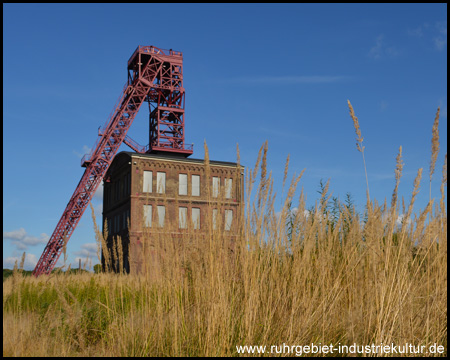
left=33, top=46, right=193, bottom=276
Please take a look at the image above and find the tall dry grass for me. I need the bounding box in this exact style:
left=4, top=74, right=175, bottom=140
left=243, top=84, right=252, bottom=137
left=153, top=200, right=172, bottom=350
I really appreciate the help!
left=3, top=104, right=447, bottom=357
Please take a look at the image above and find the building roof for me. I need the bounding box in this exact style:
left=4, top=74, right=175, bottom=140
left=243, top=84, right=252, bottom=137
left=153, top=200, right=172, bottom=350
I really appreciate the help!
left=118, top=151, right=243, bottom=168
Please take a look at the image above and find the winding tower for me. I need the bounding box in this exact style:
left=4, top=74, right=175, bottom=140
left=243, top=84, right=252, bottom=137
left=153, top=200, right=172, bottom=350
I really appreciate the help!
left=33, top=46, right=193, bottom=276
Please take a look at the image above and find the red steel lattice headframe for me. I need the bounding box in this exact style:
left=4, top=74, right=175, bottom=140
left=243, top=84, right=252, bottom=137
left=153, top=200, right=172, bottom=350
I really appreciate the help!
left=33, top=46, right=193, bottom=276
left=127, top=46, right=193, bottom=156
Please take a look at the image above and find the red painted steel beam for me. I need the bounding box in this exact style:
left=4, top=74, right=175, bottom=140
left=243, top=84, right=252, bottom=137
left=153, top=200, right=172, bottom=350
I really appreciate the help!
left=33, top=46, right=190, bottom=276
left=123, top=135, right=148, bottom=154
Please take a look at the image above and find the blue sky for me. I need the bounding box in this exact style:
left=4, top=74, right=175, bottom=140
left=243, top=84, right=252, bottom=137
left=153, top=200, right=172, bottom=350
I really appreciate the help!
left=3, top=3, right=447, bottom=270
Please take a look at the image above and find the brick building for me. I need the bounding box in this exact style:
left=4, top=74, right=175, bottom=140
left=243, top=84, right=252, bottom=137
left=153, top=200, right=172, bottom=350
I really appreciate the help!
left=102, top=151, right=244, bottom=273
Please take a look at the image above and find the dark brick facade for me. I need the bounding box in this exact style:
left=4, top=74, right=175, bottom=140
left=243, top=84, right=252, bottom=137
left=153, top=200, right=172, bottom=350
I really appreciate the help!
left=102, top=151, right=244, bottom=273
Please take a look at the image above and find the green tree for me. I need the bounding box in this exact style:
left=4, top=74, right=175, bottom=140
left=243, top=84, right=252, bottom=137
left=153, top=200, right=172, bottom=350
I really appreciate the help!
left=93, top=264, right=102, bottom=274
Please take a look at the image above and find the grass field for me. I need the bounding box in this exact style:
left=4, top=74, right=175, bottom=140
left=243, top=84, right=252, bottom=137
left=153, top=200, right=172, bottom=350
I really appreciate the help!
left=3, top=103, right=447, bottom=357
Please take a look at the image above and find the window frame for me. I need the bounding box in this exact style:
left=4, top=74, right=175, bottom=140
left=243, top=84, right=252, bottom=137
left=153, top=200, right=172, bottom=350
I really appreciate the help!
left=143, top=204, right=152, bottom=228
left=157, top=205, right=165, bottom=228
left=179, top=173, right=188, bottom=196
left=225, top=209, right=233, bottom=231
left=179, top=207, right=188, bottom=229
left=225, top=178, right=233, bottom=199
left=156, top=172, right=166, bottom=194
left=212, top=176, right=220, bottom=198
left=192, top=174, right=200, bottom=196
left=192, top=207, right=201, bottom=230
left=143, top=171, right=153, bottom=193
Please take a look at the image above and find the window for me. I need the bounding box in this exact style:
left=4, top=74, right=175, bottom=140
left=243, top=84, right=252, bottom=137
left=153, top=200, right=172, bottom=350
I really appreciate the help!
left=212, top=209, right=218, bottom=230
left=157, top=205, right=165, bottom=227
left=192, top=208, right=200, bottom=230
left=127, top=172, right=131, bottom=196
left=143, top=171, right=152, bottom=193
left=225, top=178, right=233, bottom=199
left=212, top=177, right=220, bottom=198
left=225, top=210, right=233, bottom=231
left=192, top=175, right=200, bottom=196
left=179, top=174, right=188, bottom=195
left=143, top=205, right=152, bottom=227
left=157, top=172, right=166, bottom=194
left=179, top=207, right=187, bottom=229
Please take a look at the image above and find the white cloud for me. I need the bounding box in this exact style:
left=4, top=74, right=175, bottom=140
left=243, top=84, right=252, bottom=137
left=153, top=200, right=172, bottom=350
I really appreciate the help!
left=74, top=242, right=99, bottom=259
left=3, top=228, right=49, bottom=250
left=368, top=35, right=400, bottom=60
left=3, top=253, right=38, bottom=271
left=438, top=98, right=447, bottom=119
left=434, top=37, right=447, bottom=51
left=407, top=21, right=447, bottom=51
left=4, top=250, right=69, bottom=271
left=396, top=213, right=412, bottom=228
left=73, top=145, right=92, bottom=159
left=434, top=21, right=447, bottom=51
left=93, top=180, right=104, bottom=200
left=369, top=35, right=384, bottom=59
left=73, top=243, right=101, bottom=271
left=95, top=202, right=103, bottom=216
left=275, top=207, right=311, bottom=220
left=407, top=25, right=425, bottom=38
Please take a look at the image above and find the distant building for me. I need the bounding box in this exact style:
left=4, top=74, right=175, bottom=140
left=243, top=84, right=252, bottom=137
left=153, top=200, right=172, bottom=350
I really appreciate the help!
left=102, top=151, right=244, bottom=273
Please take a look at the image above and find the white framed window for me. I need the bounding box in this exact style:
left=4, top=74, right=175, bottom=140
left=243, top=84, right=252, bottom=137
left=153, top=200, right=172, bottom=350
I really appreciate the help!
left=143, top=205, right=152, bottom=227
left=212, top=209, right=218, bottom=230
left=157, top=172, right=166, bottom=194
left=143, top=171, right=152, bottom=193
left=212, top=177, right=220, bottom=198
left=179, top=207, right=187, bottom=229
left=179, top=174, right=188, bottom=195
left=192, top=175, right=200, bottom=196
left=225, top=178, right=233, bottom=199
left=192, top=208, right=200, bottom=229
left=225, top=209, right=233, bottom=231
left=157, top=205, right=165, bottom=227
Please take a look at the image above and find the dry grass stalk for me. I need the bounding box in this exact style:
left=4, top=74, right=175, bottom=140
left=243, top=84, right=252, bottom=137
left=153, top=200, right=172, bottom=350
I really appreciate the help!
left=403, top=168, right=423, bottom=229
left=19, top=252, right=26, bottom=272
left=440, top=153, right=447, bottom=216
left=348, top=100, right=370, bottom=201
left=430, top=107, right=440, bottom=201
left=391, top=146, right=404, bottom=209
